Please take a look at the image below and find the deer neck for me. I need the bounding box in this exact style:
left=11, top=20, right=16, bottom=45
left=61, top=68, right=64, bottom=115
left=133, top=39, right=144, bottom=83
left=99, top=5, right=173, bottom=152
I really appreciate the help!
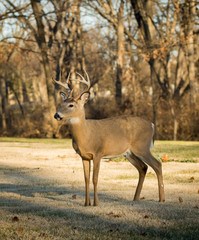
left=69, top=112, right=88, bottom=145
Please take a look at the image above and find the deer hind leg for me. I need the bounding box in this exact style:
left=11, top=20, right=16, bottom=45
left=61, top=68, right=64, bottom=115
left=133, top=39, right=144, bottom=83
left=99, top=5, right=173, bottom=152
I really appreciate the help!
left=82, top=159, right=91, bottom=206
left=124, top=151, right=148, bottom=201
left=133, top=151, right=165, bottom=202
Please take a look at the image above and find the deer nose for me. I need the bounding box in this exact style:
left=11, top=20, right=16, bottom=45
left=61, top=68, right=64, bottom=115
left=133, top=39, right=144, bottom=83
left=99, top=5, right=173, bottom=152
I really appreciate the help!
left=54, top=112, right=58, bottom=119
left=54, top=112, right=62, bottom=120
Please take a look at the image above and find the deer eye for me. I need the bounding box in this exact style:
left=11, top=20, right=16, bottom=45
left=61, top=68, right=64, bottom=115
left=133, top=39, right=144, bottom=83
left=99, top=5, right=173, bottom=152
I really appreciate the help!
left=68, top=104, right=74, bottom=108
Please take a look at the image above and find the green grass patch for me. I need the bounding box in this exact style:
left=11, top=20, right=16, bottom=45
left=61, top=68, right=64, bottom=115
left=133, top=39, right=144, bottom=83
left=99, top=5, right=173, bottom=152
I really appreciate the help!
left=152, top=141, right=199, bottom=163
left=0, top=137, right=72, bottom=149
left=109, top=141, right=199, bottom=163
left=0, top=137, right=69, bottom=144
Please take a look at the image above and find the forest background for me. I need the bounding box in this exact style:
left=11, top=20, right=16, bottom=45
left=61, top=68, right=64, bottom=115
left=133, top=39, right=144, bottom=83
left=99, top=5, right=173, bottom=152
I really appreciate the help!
left=0, top=0, right=198, bottom=140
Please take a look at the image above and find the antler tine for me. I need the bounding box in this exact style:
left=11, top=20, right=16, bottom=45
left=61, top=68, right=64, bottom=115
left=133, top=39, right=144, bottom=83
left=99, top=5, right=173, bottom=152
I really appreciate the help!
left=84, top=70, right=90, bottom=86
left=70, top=70, right=90, bottom=89
left=71, top=72, right=90, bottom=88
left=64, top=72, right=74, bottom=98
left=66, top=72, right=71, bottom=84
left=52, top=72, right=73, bottom=98
left=52, top=77, right=69, bottom=90
left=70, top=70, right=91, bottom=101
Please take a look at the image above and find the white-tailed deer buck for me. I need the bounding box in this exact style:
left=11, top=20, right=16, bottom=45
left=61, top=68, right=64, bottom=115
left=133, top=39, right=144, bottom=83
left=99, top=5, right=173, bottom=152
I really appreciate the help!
left=53, top=70, right=165, bottom=206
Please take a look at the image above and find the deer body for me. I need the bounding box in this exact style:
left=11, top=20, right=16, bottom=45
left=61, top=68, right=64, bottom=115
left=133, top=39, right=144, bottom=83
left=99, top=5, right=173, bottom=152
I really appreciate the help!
left=53, top=71, right=165, bottom=206
left=70, top=116, right=154, bottom=160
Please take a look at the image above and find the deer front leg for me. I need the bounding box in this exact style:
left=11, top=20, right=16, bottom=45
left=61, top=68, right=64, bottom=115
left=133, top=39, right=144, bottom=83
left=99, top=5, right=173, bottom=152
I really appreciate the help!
left=93, top=158, right=101, bottom=206
left=82, top=159, right=91, bottom=206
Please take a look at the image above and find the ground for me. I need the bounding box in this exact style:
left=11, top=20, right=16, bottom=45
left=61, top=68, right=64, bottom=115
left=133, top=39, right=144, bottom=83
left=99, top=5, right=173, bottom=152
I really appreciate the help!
left=0, top=139, right=198, bottom=239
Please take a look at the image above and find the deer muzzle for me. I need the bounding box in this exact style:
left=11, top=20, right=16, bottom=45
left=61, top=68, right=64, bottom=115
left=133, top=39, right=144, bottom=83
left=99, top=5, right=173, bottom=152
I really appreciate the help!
left=54, top=112, right=63, bottom=121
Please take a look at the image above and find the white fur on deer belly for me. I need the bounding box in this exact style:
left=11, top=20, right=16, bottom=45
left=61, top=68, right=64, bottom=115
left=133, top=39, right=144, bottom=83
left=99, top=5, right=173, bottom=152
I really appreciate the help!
left=103, top=149, right=131, bottom=159
left=69, top=118, right=80, bottom=124
left=150, top=122, right=155, bottom=149
left=150, top=139, right=154, bottom=149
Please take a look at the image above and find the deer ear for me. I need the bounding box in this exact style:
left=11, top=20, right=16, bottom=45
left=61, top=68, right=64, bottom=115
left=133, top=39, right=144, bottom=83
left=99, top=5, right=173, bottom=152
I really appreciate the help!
left=80, top=92, right=90, bottom=104
left=60, top=92, right=67, bottom=101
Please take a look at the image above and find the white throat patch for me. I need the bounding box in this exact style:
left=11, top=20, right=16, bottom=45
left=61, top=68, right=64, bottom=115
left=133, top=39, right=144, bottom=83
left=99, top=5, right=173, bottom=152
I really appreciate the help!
left=69, top=118, right=80, bottom=124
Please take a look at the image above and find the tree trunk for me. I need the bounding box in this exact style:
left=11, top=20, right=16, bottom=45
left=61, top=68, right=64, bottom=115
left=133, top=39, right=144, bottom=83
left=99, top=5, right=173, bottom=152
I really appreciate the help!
left=131, top=0, right=159, bottom=123
left=54, top=1, right=83, bottom=97
left=116, top=0, right=124, bottom=106
left=30, top=0, right=55, bottom=102
left=150, top=62, right=158, bottom=128
left=38, top=72, right=48, bottom=103
left=182, top=0, right=196, bottom=106
left=30, top=0, right=57, bottom=137
left=169, top=100, right=178, bottom=141
left=0, top=77, right=8, bottom=131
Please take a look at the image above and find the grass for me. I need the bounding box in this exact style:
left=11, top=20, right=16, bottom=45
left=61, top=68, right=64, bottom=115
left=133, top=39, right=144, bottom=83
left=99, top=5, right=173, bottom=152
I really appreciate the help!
left=151, top=141, right=199, bottom=163
left=0, top=137, right=72, bottom=149
left=0, top=138, right=199, bottom=239
left=109, top=141, right=199, bottom=163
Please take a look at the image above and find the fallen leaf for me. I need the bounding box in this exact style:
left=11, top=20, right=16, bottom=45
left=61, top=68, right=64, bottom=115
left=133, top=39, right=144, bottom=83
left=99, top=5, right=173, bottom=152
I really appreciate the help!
left=39, top=233, right=48, bottom=237
left=72, top=194, right=77, bottom=199
left=107, top=212, right=113, bottom=216
left=144, top=215, right=149, bottom=219
left=189, top=177, right=194, bottom=182
left=18, top=228, right=23, bottom=234
left=107, top=212, right=121, bottom=218
left=12, top=216, right=19, bottom=222
left=162, top=154, right=169, bottom=162
left=113, top=214, right=121, bottom=218
left=194, top=205, right=198, bottom=209
left=179, top=197, right=183, bottom=203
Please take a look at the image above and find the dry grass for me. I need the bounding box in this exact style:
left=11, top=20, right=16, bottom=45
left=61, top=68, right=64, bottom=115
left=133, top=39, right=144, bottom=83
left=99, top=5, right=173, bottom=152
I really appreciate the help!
left=0, top=139, right=199, bottom=240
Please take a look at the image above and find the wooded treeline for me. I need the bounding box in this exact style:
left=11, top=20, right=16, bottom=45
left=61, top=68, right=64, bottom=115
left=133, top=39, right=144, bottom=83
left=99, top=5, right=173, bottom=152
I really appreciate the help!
left=0, top=0, right=198, bottom=140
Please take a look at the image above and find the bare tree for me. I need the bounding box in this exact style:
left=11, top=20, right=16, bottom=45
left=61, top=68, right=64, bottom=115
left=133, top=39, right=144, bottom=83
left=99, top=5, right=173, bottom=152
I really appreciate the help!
left=1, top=0, right=86, bottom=136
left=116, top=0, right=124, bottom=105
left=131, top=0, right=197, bottom=140
left=86, top=0, right=128, bottom=105
left=50, top=0, right=85, bottom=95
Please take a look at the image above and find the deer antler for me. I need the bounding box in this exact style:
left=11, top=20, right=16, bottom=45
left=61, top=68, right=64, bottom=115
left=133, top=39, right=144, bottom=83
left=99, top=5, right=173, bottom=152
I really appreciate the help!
left=70, top=69, right=91, bottom=101
left=52, top=72, right=73, bottom=98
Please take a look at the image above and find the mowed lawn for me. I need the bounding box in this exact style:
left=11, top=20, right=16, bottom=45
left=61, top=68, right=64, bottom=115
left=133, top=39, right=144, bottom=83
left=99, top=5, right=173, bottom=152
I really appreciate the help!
left=0, top=138, right=198, bottom=240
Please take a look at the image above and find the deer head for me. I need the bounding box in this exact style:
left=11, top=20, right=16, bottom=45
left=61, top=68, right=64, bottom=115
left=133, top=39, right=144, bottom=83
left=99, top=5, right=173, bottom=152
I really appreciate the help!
left=53, top=70, right=90, bottom=121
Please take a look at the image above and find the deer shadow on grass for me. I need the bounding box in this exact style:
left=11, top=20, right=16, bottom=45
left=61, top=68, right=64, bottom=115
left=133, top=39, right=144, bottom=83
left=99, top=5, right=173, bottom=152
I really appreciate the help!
left=0, top=163, right=153, bottom=204
left=0, top=166, right=199, bottom=240
left=0, top=185, right=199, bottom=240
